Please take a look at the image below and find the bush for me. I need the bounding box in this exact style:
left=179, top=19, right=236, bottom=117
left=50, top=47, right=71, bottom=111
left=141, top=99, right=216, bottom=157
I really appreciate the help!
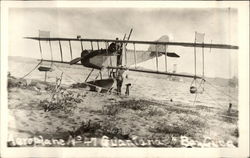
left=102, top=104, right=121, bottom=116
left=69, top=119, right=130, bottom=139
left=147, top=105, right=165, bottom=116
left=149, top=121, right=187, bottom=136
left=40, top=89, right=83, bottom=112
left=8, top=77, right=27, bottom=89
left=118, top=99, right=152, bottom=111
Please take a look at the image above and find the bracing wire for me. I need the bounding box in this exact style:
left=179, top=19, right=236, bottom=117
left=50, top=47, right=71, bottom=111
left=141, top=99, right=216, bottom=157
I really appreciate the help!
left=192, top=78, right=205, bottom=106
left=20, top=60, right=43, bottom=79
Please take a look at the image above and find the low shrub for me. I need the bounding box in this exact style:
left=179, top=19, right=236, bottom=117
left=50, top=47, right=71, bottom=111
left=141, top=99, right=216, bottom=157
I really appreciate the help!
left=40, top=89, right=83, bottom=113
left=69, top=119, right=130, bottom=139
left=102, top=104, right=121, bottom=116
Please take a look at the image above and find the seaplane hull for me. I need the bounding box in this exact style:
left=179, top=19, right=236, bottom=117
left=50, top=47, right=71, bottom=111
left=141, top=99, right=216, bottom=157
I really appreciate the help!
left=87, top=78, right=115, bottom=93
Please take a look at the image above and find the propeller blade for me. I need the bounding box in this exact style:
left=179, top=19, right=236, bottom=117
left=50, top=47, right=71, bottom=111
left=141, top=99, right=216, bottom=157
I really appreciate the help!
left=125, top=28, right=133, bottom=47
left=70, top=57, right=83, bottom=65
left=123, top=33, right=127, bottom=41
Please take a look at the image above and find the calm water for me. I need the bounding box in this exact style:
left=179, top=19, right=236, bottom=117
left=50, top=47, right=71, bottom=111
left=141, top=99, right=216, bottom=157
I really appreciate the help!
left=8, top=57, right=238, bottom=111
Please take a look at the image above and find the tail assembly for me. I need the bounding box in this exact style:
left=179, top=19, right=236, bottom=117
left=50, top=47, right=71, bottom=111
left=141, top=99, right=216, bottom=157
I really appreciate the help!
left=148, top=35, right=169, bottom=56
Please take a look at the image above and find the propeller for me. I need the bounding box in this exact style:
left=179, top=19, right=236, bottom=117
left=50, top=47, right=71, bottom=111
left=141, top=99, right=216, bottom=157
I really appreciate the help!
left=122, top=28, right=133, bottom=65
left=70, top=50, right=90, bottom=65
left=69, top=57, right=84, bottom=65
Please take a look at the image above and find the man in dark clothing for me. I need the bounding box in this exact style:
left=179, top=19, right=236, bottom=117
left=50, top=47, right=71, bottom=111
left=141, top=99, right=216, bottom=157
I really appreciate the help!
left=116, top=67, right=125, bottom=95
left=117, top=78, right=123, bottom=95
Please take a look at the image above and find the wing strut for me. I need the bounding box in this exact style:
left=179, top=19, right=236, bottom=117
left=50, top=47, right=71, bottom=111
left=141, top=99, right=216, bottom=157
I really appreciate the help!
left=105, top=41, right=112, bottom=73
left=69, top=41, right=73, bottom=60
left=37, top=34, right=54, bottom=81
left=164, top=44, right=167, bottom=72
left=90, top=41, right=94, bottom=51
left=105, top=42, right=108, bottom=54
left=97, top=41, right=100, bottom=50
left=59, top=40, right=63, bottom=62
left=202, top=43, right=205, bottom=78
left=133, top=43, right=137, bottom=68
left=156, top=44, right=159, bottom=72
left=80, top=41, right=83, bottom=51
left=194, top=33, right=197, bottom=79
left=38, top=40, right=43, bottom=59
left=49, top=40, right=53, bottom=67
left=106, top=42, right=112, bottom=66
left=190, top=32, right=206, bottom=94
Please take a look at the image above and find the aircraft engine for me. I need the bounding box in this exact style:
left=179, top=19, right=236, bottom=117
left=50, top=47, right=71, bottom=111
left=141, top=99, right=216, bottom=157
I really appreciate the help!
left=108, top=42, right=120, bottom=53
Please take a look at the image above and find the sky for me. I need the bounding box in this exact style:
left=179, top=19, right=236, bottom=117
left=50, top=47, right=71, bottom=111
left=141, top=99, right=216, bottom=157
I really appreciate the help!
left=8, top=7, right=238, bottom=78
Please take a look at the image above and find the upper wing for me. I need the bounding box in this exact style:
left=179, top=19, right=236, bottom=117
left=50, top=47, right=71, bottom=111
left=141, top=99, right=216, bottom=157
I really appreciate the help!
left=24, top=37, right=239, bottom=50
left=25, top=36, right=237, bottom=80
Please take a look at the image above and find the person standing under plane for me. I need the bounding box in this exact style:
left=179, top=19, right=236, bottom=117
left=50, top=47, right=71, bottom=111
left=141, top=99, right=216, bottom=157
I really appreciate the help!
left=115, top=37, right=124, bottom=95
left=125, top=82, right=131, bottom=96
left=116, top=66, right=125, bottom=95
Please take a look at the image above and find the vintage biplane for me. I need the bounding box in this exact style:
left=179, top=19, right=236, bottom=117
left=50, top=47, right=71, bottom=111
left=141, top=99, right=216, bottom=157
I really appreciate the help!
left=24, top=29, right=238, bottom=94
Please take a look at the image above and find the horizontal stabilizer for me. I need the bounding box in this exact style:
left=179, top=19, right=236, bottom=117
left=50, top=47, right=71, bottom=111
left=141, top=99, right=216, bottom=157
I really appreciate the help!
left=167, top=52, right=180, bottom=57
left=160, top=52, right=180, bottom=57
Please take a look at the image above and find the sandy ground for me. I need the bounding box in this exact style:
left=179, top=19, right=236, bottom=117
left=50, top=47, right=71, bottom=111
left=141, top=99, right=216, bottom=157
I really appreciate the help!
left=7, top=76, right=238, bottom=147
